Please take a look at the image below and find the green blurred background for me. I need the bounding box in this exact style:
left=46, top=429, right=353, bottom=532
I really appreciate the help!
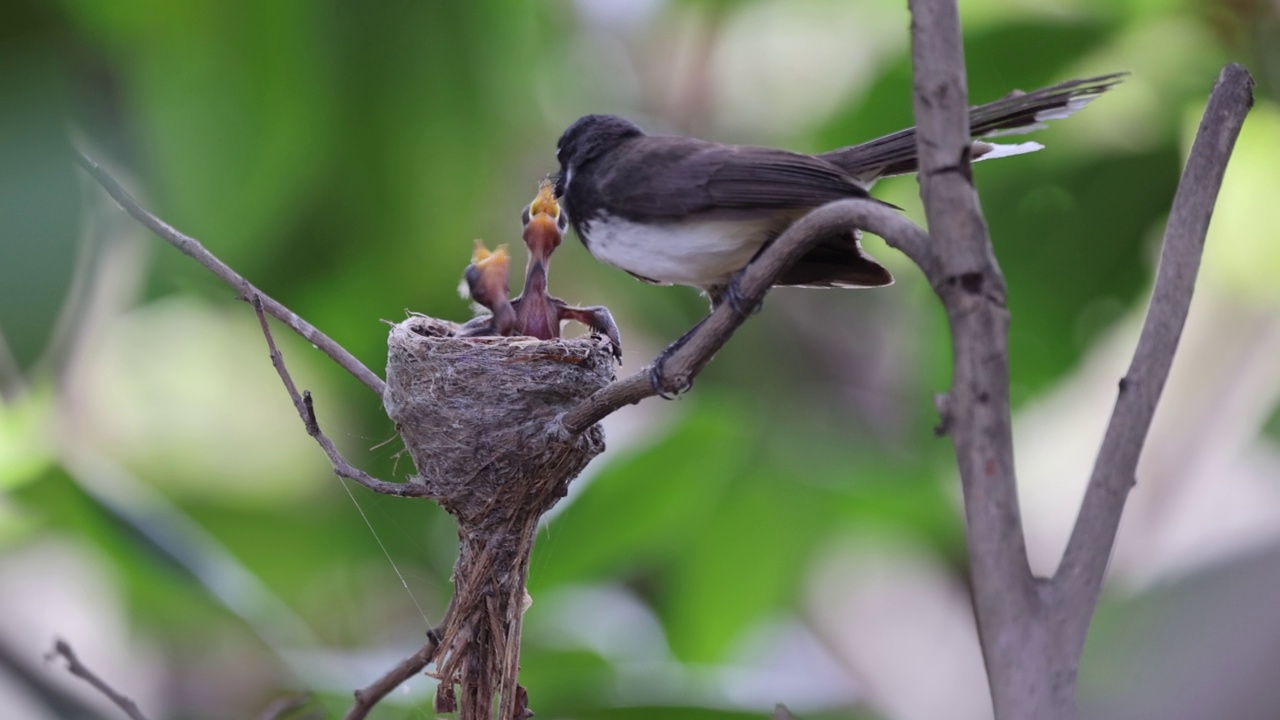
left=3, top=0, right=1280, bottom=718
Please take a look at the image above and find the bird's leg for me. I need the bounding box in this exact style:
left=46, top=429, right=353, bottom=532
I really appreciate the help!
left=642, top=272, right=765, bottom=396
left=457, top=300, right=518, bottom=338
left=647, top=318, right=707, bottom=399
left=710, top=272, right=764, bottom=319
left=555, top=302, right=623, bottom=361
left=457, top=314, right=499, bottom=337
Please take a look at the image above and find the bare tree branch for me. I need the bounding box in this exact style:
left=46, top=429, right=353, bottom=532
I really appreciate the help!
left=1054, top=63, right=1255, bottom=651
left=557, top=198, right=931, bottom=434
left=75, top=152, right=386, bottom=397
left=345, top=631, right=442, bottom=720
left=906, top=2, right=1254, bottom=711
left=250, top=295, right=431, bottom=498
left=907, top=0, right=1053, bottom=715
left=47, top=639, right=150, bottom=720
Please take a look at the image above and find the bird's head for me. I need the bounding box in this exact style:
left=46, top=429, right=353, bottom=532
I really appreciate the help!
left=462, top=240, right=511, bottom=310
left=553, top=114, right=644, bottom=198
left=522, top=179, right=565, bottom=261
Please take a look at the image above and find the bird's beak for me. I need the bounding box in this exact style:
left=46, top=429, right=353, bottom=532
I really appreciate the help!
left=461, top=241, right=517, bottom=336
left=524, top=181, right=563, bottom=261
left=469, top=241, right=511, bottom=286
left=530, top=178, right=560, bottom=218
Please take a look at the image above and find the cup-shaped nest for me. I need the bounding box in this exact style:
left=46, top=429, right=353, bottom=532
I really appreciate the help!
left=383, top=316, right=612, bottom=525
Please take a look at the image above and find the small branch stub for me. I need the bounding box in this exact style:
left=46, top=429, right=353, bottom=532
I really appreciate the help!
left=382, top=315, right=614, bottom=720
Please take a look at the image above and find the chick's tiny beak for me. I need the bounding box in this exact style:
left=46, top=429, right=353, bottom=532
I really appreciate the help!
left=464, top=241, right=512, bottom=316
left=530, top=178, right=560, bottom=220
left=471, top=240, right=510, bottom=272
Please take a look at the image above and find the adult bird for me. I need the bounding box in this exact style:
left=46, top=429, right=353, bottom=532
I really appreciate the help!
left=553, top=73, right=1124, bottom=310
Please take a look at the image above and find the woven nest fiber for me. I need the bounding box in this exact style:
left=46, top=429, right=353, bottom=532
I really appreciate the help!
left=382, top=314, right=616, bottom=719
left=382, top=315, right=613, bottom=524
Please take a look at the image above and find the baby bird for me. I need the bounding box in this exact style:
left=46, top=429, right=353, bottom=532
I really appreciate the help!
left=458, top=180, right=622, bottom=360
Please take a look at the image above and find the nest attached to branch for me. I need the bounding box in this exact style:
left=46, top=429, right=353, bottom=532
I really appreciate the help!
left=383, top=314, right=614, bottom=720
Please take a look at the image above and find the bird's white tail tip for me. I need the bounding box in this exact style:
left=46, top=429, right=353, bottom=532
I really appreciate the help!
left=972, top=140, right=1045, bottom=162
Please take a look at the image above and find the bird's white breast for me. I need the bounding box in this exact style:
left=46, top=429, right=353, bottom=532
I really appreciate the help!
left=581, top=215, right=774, bottom=288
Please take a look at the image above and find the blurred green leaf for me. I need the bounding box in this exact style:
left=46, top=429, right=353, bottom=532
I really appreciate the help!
left=1201, top=101, right=1280, bottom=301
left=573, top=705, right=880, bottom=720
left=1263, top=400, right=1280, bottom=444
left=517, top=647, right=616, bottom=714
left=985, top=148, right=1180, bottom=396
left=0, top=387, right=55, bottom=492
left=531, top=403, right=747, bottom=591
left=0, top=10, right=79, bottom=375
left=11, top=469, right=229, bottom=632
left=660, top=473, right=836, bottom=663
left=185, top=490, right=451, bottom=644
left=963, top=20, right=1118, bottom=101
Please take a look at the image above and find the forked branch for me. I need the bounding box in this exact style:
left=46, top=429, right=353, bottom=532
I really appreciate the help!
left=907, top=0, right=1253, bottom=714
left=907, top=3, right=1037, bottom=703
left=48, top=639, right=151, bottom=720
left=1054, top=62, right=1254, bottom=650
left=249, top=295, right=431, bottom=498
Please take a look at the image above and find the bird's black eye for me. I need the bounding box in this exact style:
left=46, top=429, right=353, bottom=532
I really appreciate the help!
left=557, top=211, right=568, bottom=232
left=520, top=206, right=531, bottom=225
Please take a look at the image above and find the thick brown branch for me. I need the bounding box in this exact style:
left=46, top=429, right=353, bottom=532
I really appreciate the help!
left=76, top=152, right=386, bottom=397
left=557, top=198, right=931, bottom=434
left=910, top=0, right=1032, bottom=598
left=1054, top=63, right=1254, bottom=651
left=48, top=639, right=150, bottom=720
left=908, top=0, right=1044, bottom=715
left=250, top=296, right=431, bottom=498
left=345, top=631, right=442, bottom=720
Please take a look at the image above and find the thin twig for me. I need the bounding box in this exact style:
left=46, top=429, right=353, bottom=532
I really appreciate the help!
left=345, top=631, right=443, bottom=720
left=1054, top=63, right=1254, bottom=651
left=250, top=295, right=431, bottom=498
left=47, top=639, right=150, bottom=720
left=558, top=198, right=931, bottom=434
left=75, top=152, right=386, bottom=397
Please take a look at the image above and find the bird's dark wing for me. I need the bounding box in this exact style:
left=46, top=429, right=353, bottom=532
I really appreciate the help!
left=778, top=232, right=894, bottom=288
left=594, top=138, right=872, bottom=219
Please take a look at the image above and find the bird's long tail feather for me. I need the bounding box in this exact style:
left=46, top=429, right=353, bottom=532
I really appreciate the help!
left=820, top=72, right=1126, bottom=183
